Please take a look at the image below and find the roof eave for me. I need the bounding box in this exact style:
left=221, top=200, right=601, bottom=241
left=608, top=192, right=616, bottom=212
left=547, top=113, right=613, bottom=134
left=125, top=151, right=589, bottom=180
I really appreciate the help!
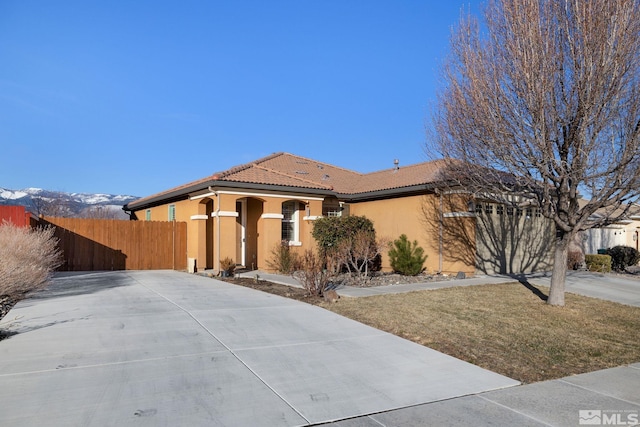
left=339, top=183, right=441, bottom=202
left=124, top=180, right=336, bottom=211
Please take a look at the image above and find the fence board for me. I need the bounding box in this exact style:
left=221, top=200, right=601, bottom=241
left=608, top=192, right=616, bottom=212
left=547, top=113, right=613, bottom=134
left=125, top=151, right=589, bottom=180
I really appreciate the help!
left=41, top=217, right=187, bottom=271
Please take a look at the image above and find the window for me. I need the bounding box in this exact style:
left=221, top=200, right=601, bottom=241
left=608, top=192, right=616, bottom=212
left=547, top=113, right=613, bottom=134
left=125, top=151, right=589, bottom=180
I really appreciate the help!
left=496, top=205, right=504, bottom=215
left=535, top=209, right=541, bottom=218
left=282, top=201, right=299, bottom=243
left=168, top=204, right=176, bottom=221
left=526, top=208, right=532, bottom=219
left=506, top=206, right=514, bottom=216
left=516, top=208, right=523, bottom=217
left=145, top=209, right=151, bottom=221
left=485, top=204, right=493, bottom=215
left=322, top=200, right=343, bottom=217
left=475, top=203, right=483, bottom=214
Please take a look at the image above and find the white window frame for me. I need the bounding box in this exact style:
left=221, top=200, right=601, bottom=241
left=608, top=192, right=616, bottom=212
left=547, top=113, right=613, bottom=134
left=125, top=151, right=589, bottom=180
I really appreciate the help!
left=282, top=200, right=301, bottom=245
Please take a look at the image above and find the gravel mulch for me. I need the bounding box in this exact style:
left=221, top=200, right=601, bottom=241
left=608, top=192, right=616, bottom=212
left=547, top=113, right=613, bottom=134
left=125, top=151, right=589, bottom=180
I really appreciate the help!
left=331, top=272, right=457, bottom=288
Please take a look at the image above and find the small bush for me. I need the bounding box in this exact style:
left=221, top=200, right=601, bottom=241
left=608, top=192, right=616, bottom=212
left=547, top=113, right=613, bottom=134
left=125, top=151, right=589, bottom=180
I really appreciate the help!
left=567, top=250, right=583, bottom=270
left=0, top=223, right=62, bottom=318
left=293, top=250, right=330, bottom=297
left=219, top=257, right=235, bottom=275
left=312, top=215, right=382, bottom=283
left=388, top=234, right=427, bottom=276
left=338, top=230, right=388, bottom=285
left=267, top=240, right=298, bottom=274
left=606, top=246, right=640, bottom=271
left=312, top=215, right=376, bottom=257
left=585, top=254, right=612, bottom=273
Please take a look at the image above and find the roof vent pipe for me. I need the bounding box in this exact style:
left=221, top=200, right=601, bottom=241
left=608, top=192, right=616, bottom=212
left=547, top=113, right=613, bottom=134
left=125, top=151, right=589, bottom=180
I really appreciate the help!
left=394, top=159, right=399, bottom=170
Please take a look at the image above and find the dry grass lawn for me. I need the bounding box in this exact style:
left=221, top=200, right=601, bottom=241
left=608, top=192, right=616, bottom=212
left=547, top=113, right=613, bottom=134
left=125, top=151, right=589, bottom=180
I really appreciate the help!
left=319, top=283, right=640, bottom=384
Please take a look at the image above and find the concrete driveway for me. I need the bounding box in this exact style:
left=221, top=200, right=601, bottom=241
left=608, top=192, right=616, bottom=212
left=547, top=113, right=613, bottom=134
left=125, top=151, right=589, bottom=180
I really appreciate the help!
left=0, top=271, right=518, bottom=427
left=525, top=270, right=640, bottom=307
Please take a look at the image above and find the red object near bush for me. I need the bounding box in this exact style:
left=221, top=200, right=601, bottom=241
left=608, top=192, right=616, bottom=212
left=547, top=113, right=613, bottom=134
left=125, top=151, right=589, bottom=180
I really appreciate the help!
left=0, top=205, right=38, bottom=228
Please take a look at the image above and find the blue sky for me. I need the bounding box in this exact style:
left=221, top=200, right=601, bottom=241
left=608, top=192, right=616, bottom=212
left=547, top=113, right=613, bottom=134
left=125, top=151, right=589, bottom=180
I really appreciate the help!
left=0, top=1, right=482, bottom=197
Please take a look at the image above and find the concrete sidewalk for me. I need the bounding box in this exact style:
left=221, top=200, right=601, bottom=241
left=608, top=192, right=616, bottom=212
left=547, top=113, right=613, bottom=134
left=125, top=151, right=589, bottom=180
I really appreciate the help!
left=1, top=270, right=638, bottom=426
left=240, top=270, right=640, bottom=307
left=326, top=363, right=640, bottom=426
left=236, top=270, right=515, bottom=297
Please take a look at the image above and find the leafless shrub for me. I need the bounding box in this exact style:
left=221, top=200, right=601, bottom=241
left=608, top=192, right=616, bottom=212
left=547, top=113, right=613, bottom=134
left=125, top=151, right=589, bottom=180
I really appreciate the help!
left=0, top=222, right=62, bottom=315
left=335, top=230, right=389, bottom=286
left=267, top=240, right=299, bottom=274
left=293, top=250, right=331, bottom=297
left=567, top=251, right=584, bottom=271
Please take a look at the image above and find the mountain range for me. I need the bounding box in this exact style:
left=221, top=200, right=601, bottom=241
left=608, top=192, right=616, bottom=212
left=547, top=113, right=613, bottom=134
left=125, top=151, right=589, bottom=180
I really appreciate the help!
left=0, top=187, right=139, bottom=220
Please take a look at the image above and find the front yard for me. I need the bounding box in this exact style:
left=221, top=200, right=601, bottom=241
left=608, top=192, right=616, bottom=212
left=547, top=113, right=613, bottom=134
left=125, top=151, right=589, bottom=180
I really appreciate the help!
left=223, top=278, right=640, bottom=384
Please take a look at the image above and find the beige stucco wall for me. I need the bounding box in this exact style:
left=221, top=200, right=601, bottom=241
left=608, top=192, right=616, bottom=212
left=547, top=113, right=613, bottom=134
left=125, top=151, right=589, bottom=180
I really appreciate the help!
left=583, top=220, right=640, bottom=255
left=347, top=194, right=476, bottom=275
left=474, top=204, right=554, bottom=274
left=132, top=191, right=322, bottom=273
left=131, top=189, right=559, bottom=276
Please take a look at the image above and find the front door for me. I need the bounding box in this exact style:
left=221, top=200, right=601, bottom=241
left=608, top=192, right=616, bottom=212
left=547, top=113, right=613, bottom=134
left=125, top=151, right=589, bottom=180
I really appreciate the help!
left=235, top=200, right=246, bottom=267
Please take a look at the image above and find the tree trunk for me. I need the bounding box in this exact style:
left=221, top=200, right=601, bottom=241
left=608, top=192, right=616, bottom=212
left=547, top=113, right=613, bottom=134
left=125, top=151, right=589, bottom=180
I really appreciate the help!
left=547, top=230, right=570, bottom=306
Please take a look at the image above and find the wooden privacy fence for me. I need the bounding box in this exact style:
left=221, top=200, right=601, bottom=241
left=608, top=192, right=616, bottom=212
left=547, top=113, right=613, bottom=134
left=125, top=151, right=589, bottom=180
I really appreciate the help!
left=41, top=217, right=187, bottom=271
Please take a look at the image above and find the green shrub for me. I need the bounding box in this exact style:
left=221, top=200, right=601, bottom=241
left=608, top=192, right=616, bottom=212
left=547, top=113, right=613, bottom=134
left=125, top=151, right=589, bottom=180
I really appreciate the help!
left=606, top=245, right=640, bottom=271
left=585, top=254, right=612, bottom=273
left=388, top=234, right=427, bottom=276
left=312, top=215, right=376, bottom=254
left=312, top=215, right=382, bottom=283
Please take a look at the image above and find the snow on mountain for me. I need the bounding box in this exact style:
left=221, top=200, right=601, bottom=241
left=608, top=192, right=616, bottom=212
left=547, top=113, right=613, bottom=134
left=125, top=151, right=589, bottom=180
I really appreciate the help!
left=0, top=188, right=29, bottom=200
left=0, top=187, right=139, bottom=219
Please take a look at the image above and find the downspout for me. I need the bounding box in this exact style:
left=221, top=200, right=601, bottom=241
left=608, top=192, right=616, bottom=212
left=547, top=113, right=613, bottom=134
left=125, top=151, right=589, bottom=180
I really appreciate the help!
left=210, top=186, right=221, bottom=273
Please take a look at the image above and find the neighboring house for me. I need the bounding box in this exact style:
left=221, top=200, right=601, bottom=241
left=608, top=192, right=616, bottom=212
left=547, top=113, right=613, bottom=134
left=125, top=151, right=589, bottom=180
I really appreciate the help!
left=582, top=205, right=640, bottom=255
left=123, top=152, right=554, bottom=275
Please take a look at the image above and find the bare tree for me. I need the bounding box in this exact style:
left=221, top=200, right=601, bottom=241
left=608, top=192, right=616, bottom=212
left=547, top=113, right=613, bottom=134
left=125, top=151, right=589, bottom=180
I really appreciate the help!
left=31, top=197, right=74, bottom=218
left=81, top=205, right=121, bottom=219
left=433, top=0, right=640, bottom=305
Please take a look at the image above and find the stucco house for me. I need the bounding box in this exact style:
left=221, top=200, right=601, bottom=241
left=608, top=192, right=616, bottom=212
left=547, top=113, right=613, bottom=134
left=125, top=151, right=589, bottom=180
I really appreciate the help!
left=124, top=152, right=553, bottom=275
left=581, top=204, right=640, bottom=255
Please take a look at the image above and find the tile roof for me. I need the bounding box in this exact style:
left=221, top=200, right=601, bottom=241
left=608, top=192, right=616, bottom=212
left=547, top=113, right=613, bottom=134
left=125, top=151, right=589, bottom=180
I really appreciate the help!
left=125, top=152, right=453, bottom=209
left=221, top=152, right=452, bottom=194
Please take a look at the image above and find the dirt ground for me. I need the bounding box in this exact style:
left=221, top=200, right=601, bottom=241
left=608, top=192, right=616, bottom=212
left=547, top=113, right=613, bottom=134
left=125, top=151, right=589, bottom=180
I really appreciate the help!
left=218, top=277, right=326, bottom=304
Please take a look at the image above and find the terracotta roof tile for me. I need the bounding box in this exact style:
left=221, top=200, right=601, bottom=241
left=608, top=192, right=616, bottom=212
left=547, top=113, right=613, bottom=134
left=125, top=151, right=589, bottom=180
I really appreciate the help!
left=347, top=159, right=450, bottom=194
left=222, top=164, right=333, bottom=190
left=126, top=152, right=453, bottom=209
